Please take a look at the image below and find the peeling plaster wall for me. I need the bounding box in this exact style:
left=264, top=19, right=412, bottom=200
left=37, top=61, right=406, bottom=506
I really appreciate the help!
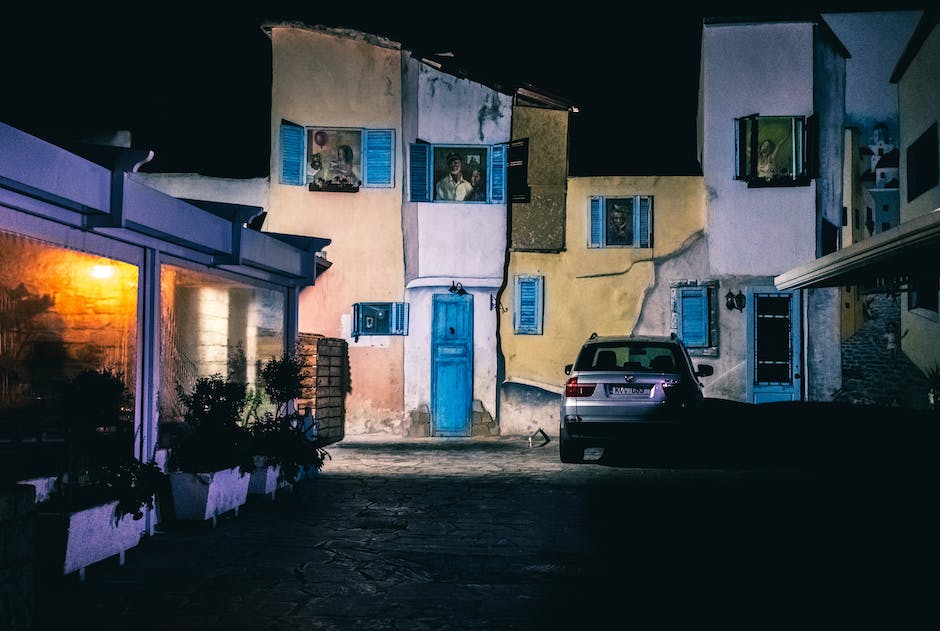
left=701, top=23, right=818, bottom=277
left=511, top=107, right=569, bottom=251
left=399, top=62, right=512, bottom=425
left=499, top=175, right=706, bottom=433
left=265, top=26, right=405, bottom=434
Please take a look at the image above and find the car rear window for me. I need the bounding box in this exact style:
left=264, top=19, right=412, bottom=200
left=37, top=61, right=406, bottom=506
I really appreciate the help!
left=575, top=342, right=680, bottom=372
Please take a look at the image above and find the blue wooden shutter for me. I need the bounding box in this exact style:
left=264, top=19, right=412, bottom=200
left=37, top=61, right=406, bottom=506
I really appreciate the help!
left=514, top=275, right=543, bottom=335
left=363, top=129, right=394, bottom=187
left=279, top=120, right=305, bottom=186
left=638, top=196, right=652, bottom=248
left=391, top=302, right=409, bottom=335
left=589, top=196, right=604, bottom=247
left=489, top=144, right=507, bottom=203
left=409, top=143, right=431, bottom=202
left=679, top=286, right=708, bottom=347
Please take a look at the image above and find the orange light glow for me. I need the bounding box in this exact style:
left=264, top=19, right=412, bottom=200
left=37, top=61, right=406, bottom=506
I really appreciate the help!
left=91, top=264, right=114, bottom=279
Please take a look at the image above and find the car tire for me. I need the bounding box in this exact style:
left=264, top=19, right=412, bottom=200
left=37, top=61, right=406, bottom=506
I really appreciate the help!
left=559, top=432, right=582, bottom=464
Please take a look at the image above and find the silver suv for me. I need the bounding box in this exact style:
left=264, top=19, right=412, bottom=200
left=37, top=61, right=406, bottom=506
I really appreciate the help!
left=560, top=333, right=714, bottom=463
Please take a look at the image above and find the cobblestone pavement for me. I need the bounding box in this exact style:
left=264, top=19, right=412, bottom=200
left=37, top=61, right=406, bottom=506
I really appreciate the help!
left=32, top=435, right=932, bottom=630
left=834, top=292, right=931, bottom=408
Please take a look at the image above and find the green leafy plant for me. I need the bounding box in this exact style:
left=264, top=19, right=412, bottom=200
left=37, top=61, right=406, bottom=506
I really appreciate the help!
left=168, top=374, right=255, bottom=474
left=250, top=349, right=329, bottom=483
left=39, top=368, right=165, bottom=522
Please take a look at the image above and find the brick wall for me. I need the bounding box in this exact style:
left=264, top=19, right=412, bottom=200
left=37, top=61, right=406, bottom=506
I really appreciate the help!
left=296, top=334, right=348, bottom=446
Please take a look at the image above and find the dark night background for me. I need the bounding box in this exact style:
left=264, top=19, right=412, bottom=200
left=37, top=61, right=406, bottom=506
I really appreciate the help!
left=0, top=2, right=929, bottom=179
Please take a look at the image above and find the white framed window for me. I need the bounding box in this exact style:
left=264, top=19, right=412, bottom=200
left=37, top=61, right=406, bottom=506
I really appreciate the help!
left=588, top=195, right=653, bottom=249
left=513, top=275, right=544, bottom=335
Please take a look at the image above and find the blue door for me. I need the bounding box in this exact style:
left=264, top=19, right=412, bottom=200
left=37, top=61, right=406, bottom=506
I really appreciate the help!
left=431, top=293, right=473, bottom=436
left=746, top=287, right=803, bottom=403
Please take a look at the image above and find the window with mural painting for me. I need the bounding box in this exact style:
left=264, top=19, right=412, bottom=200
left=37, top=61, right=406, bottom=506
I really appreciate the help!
left=735, top=114, right=818, bottom=187
left=408, top=143, right=507, bottom=203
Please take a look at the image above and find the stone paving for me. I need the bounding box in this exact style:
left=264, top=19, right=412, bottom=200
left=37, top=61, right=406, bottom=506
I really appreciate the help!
left=31, top=434, right=933, bottom=630
left=834, top=292, right=931, bottom=409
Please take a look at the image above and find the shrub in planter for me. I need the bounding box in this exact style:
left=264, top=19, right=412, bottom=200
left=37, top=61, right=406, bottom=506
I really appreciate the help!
left=249, top=350, right=330, bottom=487
left=35, top=369, right=165, bottom=580
left=167, top=374, right=255, bottom=523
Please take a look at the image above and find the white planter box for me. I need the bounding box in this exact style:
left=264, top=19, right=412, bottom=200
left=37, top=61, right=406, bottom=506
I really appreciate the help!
left=248, top=459, right=281, bottom=500
left=38, top=500, right=144, bottom=581
left=169, top=467, right=249, bottom=526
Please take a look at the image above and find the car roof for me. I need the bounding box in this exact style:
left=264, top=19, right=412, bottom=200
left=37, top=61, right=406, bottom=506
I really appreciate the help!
left=582, top=334, right=679, bottom=345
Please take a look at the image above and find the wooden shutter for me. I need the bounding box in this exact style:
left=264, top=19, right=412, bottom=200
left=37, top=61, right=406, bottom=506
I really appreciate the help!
left=489, top=143, right=507, bottom=203
left=589, top=196, right=604, bottom=247
left=508, top=138, right=530, bottom=203
left=363, top=129, right=394, bottom=188
left=514, top=275, right=543, bottom=335
left=679, top=286, right=708, bottom=347
left=638, top=196, right=652, bottom=248
left=409, top=143, right=431, bottom=202
left=279, top=120, right=305, bottom=186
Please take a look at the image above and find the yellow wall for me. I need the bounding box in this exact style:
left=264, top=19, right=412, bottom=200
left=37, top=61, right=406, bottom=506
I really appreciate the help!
left=500, top=175, right=706, bottom=391
left=265, top=26, right=407, bottom=431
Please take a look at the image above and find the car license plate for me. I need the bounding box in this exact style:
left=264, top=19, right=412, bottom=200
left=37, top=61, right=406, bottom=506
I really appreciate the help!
left=609, top=385, right=648, bottom=395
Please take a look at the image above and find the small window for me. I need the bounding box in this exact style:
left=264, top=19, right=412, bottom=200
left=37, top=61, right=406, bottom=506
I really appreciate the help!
left=408, top=143, right=507, bottom=203
left=588, top=196, right=653, bottom=249
left=908, top=275, right=939, bottom=315
left=671, top=281, right=719, bottom=356
left=735, top=114, right=816, bottom=187
left=278, top=122, right=395, bottom=190
left=513, top=275, right=544, bottom=335
left=906, top=122, right=938, bottom=202
left=352, top=302, right=409, bottom=338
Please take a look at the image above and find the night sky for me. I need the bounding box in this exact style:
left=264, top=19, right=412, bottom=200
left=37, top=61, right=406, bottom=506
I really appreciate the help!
left=0, top=2, right=928, bottom=179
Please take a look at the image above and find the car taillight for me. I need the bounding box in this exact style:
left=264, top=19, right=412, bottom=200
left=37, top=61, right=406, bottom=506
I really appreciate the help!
left=565, top=377, right=596, bottom=397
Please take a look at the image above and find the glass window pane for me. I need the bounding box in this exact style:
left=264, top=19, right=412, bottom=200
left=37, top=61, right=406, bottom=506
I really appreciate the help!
left=0, top=231, right=137, bottom=440
left=160, top=264, right=285, bottom=423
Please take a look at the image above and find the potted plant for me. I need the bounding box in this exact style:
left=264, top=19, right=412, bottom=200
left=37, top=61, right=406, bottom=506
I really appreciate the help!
left=34, top=368, right=165, bottom=581
left=167, top=374, right=255, bottom=526
left=248, top=349, right=330, bottom=498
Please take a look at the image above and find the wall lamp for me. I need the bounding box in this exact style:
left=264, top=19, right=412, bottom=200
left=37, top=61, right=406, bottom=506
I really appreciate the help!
left=448, top=281, right=468, bottom=296
left=725, top=290, right=746, bottom=312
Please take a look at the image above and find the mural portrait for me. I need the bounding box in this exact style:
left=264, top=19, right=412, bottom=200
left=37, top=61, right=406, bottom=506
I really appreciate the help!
left=307, top=128, right=363, bottom=191
left=747, top=117, right=793, bottom=182
left=433, top=147, right=488, bottom=202
left=605, top=198, right=634, bottom=246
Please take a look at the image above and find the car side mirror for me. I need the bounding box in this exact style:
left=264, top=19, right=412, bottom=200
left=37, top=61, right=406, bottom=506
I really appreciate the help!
left=564, top=364, right=573, bottom=375
left=696, top=364, right=714, bottom=377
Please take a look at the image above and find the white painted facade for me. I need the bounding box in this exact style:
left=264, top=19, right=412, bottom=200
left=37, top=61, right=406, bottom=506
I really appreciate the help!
left=698, top=18, right=848, bottom=402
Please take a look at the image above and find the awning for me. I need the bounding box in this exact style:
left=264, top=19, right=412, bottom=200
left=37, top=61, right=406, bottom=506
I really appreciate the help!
left=774, top=209, right=940, bottom=292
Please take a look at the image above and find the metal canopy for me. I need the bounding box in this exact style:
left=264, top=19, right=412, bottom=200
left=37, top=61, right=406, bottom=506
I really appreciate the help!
left=774, top=209, right=940, bottom=292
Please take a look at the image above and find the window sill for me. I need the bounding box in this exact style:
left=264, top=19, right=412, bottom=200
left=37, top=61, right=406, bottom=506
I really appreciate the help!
left=309, top=183, right=360, bottom=193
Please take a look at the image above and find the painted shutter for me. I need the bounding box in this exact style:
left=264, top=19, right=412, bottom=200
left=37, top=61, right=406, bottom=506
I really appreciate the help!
left=638, top=196, right=652, bottom=248
left=363, top=129, right=394, bottom=188
left=489, top=143, right=507, bottom=203
left=589, top=196, right=604, bottom=248
left=279, top=120, right=305, bottom=186
left=391, top=302, right=409, bottom=335
left=679, top=286, right=708, bottom=347
left=514, top=275, right=543, bottom=335
left=409, top=143, right=431, bottom=202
